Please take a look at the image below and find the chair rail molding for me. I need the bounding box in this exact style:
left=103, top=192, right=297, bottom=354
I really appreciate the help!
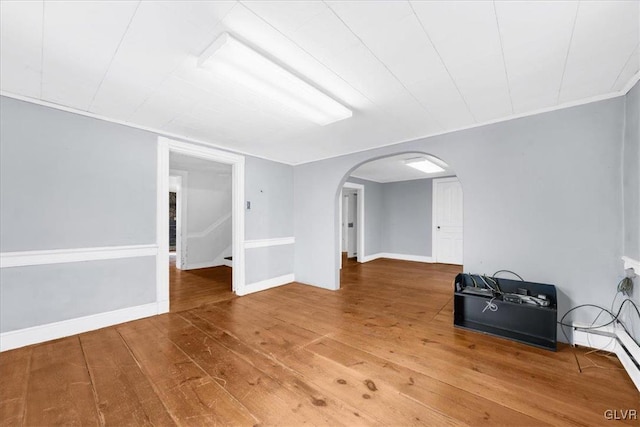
left=0, top=244, right=158, bottom=268
left=244, top=237, right=295, bottom=249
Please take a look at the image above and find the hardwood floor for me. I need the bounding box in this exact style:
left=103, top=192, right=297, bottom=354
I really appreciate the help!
left=169, top=256, right=234, bottom=312
left=1, top=259, right=638, bottom=426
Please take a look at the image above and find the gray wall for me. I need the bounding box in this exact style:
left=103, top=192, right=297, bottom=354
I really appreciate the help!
left=294, top=97, right=626, bottom=328
left=0, top=95, right=294, bottom=333
left=0, top=257, right=156, bottom=332
left=244, top=155, right=295, bottom=284
left=245, top=156, right=294, bottom=240
left=382, top=179, right=433, bottom=257
left=0, top=97, right=157, bottom=251
left=245, top=245, right=294, bottom=284
left=345, top=177, right=436, bottom=258
left=623, top=82, right=640, bottom=261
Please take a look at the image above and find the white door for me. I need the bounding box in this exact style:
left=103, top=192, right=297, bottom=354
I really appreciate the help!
left=347, top=192, right=357, bottom=258
left=434, top=178, right=463, bottom=264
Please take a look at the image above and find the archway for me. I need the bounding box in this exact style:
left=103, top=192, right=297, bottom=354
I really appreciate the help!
left=335, top=152, right=463, bottom=289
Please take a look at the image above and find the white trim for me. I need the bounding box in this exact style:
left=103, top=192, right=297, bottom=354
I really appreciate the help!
left=169, top=169, right=188, bottom=270
left=0, top=302, right=160, bottom=352
left=342, top=182, right=365, bottom=263
left=291, top=73, right=640, bottom=166
left=158, top=137, right=245, bottom=302
left=187, top=213, right=232, bottom=239
left=0, top=244, right=157, bottom=268
left=222, top=258, right=233, bottom=268
left=237, top=273, right=295, bottom=296
left=4, top=71, right=637, bottom=169
left=432, top=177, right=463, bottom=265
left=572, top=322, right=640, bottom=391
left=4, top=71, right=639, bottom=168
left=360, top=253, right=433, bottom=263
left=0, top=91, right=289, bottom=165
left=244, top=237, right=295, bottom=249
left=622, top=256, right=640, bottom=274
left=157, top=139, right=170, bottom=309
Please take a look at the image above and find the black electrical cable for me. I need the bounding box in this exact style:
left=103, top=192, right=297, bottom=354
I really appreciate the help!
left=558, top=299, right=640, bottom=372
left=492, top=269, right=524, bottom=281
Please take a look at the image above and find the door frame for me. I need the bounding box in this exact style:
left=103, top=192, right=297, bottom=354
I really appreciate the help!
left=339, top=182, right=365, bottom=265
left=432, top=176, right=462, bottom=264
left=169, top=170, right=188, bottom=270
left=157, top=137, right=245, bottom=313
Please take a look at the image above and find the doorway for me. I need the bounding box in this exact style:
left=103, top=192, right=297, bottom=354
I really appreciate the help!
left=339, top=182, right=365, bottom=268
left=156, top=138, right=246, bottom=314
left=432, top=177, right=463, bottom=265
left=167, top=154, right=234, bottom=311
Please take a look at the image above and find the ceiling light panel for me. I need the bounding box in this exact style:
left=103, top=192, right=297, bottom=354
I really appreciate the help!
left=198, top=32, right=352, bottom=126
left=223, top=3, right=372, bottom=111
left=405, top=158, right=445, bottom=174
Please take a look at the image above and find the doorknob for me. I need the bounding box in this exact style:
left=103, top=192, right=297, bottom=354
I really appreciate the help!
left=437, top=226, right=441, bottom=229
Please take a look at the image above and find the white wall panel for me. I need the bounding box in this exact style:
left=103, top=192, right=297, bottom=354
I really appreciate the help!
left=560, top=1, right=640, bottom=101
left=0, top=1, right=43, bottom=98
left=496, top=1, right=578, bottom=113
left=41, top=1, right=137, bottom=110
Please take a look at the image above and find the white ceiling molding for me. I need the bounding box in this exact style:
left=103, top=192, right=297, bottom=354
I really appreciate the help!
left=2, top=70, right=637, bottom=167
left=1, top=1, right=638, bottom=165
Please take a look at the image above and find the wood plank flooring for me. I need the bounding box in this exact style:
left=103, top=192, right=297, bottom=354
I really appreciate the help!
left=1, top=259, right=638, bottom=426
left=169, top=257, right=234, bottom=312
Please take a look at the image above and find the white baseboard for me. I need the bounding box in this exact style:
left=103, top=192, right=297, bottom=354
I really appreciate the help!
left=237, top=273, right=295, bottom=296
left=0, top=302, right=160, bottom=352
left=222, top=259, right=233, bottom=268
left=184, top=261, right=224, bottom=270
left=361, top=253, right=433, bottom=263
left=572, top=322, right=640, bottom=391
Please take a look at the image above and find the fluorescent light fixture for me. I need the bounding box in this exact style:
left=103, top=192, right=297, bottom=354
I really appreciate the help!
left=198, top=32, right=352, bottom=126
left=405, top=157, right=445, bottom=174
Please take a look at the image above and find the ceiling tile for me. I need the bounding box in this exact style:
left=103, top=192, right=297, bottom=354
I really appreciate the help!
left=325, top=0, right=414, bottom=41
left=288, top=8, right=362, bottom=64
left=329, top=1, right=474, bottom=129
left=612, top=44, right=639, bottom=92
left=41, top=1, right=138, bottom=110
left=89, top=1, right=235, bottom=118
left=127, top=76, right=208, bottom=129
left=495, top=0, right=578, bottom=113
left=0, top=0, right=43, bottom=98
left=410, top=0, right=513, bottom=122
left=240, top=1, right=326, bottom=36
left=560, top=1, right=640, bottom=102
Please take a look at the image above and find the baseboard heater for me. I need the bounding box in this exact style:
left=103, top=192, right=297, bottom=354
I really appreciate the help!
left=572, top=321, right=640, bottom=391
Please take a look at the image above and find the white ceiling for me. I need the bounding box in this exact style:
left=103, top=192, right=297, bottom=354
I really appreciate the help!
left=1, top=1, right=638, bottom=165
left=350, top=153, right=454, bottom=183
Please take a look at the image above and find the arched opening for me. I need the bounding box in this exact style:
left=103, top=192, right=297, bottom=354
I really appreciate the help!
left=335, top=152, right=463, bottom=289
